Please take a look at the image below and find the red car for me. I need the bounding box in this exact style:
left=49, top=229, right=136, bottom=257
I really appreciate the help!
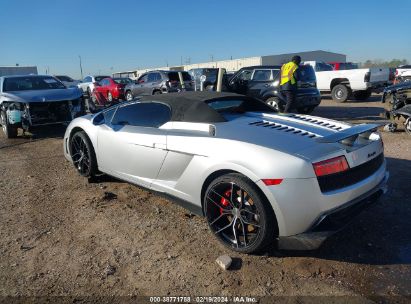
left=92, top=77, right=133, bottom=105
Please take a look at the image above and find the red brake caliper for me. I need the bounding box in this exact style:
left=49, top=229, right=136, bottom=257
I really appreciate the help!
left=220, top=190, right=231, bottom=214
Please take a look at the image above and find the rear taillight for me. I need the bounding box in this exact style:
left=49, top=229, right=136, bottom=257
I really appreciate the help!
left=364, top=72, right=371, bottom=82
left=395, top=69, right=398, bottom=76
left=313, top=156, right=349, bottom=177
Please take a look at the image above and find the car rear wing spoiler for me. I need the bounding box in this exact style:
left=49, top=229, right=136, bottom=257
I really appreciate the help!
left=316, top=123, right=383, bottom=145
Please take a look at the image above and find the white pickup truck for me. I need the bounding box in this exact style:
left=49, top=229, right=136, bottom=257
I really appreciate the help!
left=303, top=61, right=390, bottom=102
left=396, top=65, right=411, bottom=82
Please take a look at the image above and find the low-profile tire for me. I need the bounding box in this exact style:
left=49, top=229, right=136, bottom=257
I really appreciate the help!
left=107, top=91, right=113, bottom=102
left=353, top=89, right=372, bottom=101
left=69, top=131, right=98, bottom=178
left=125, top=90, right=133, bottom=101
left=1, top=111, right=18, bottom=138
left=405, top=118, right=411, bottom=136
left=331, top=84, right=351, bottom=103
left=203, top=173, right=277, bottom=254
left=265, top=97, right=284, bottom=112
left=297, top=106, right=315, bottom=114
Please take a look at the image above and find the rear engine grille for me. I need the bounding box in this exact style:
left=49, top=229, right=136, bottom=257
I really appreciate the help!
left=249, top=120, right=318, bottom=138
left=288, top=114, right=344, bottom=131
left=28, top=101, right=72, bottom=125
left=317, top=153, right=384, bottom=192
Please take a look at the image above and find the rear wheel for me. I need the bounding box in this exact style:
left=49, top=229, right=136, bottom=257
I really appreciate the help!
left=204, top=173, right=277, bottom=253
left=125, top=90, right=133, bottom=101
left=1, top=111, right=18, bottom=138
left=331, top=84, right=351, bottom=103
left=70, top=131, right=98, bottom=177
left=265, top=97, right=284, bottom=112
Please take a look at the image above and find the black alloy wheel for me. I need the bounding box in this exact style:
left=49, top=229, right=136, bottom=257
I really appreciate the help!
left=204, top=173, right=276, bottom=253
left=70, top=131, right=97, bottom=177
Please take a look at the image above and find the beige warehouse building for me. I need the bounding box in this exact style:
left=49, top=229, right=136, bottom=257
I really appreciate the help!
left=113, top=50, right=346, bottom=79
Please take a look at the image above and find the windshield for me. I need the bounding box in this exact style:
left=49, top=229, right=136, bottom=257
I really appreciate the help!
left=297, top=65, right=316, bottom=82
left=3, top=76, right=66, bottom=91
left=113, top=78, right=132, bottom=84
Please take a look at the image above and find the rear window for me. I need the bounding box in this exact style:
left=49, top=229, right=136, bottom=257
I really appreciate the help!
left=3, top=76, right=66, bottom=91
left=167, top=72, right=191, bottom=81
left=298, top=66, right=316, bottom=82
left=339, top=63, right=358, bottom=70
left=95, top=76, right=110, bottom=82
left=113, top=78, right=132, bottom=84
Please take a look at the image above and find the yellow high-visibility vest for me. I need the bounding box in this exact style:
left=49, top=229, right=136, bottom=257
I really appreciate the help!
left=280, top=61, right=298, bottom=86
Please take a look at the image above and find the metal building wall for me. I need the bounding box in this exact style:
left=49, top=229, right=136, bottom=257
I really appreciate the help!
left=261, top=51, right=346, bottom=65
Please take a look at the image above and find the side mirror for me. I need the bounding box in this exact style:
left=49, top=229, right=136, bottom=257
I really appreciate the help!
left=92, top=112, right=105, bottom=125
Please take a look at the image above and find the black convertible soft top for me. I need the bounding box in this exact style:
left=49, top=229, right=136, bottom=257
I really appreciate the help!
left=139, top=91, right=275, bottom=123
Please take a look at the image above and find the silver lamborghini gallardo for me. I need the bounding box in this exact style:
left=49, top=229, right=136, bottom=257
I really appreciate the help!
left=63, top=92, right=389, bottom=253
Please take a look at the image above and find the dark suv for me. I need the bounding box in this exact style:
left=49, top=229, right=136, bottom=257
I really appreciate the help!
left=124, top=70, right=193, bottom=101
left=226, top=65, right=321, bottom=113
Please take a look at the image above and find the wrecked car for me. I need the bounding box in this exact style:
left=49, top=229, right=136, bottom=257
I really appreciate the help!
left=0, top=75, right=84, bottom=138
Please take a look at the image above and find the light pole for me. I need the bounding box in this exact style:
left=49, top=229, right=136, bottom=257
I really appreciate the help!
left=78, top=55, right=83, bottom=79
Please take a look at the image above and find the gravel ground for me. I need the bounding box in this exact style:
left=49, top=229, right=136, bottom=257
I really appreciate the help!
left=0, top=95, right=410, bottom=303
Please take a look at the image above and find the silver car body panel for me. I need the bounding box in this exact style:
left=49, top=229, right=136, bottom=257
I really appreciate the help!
left=64, top=109, right=387, bottom=240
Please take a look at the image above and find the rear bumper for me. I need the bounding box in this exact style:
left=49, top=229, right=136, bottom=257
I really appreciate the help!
left=277, top=171, right=389, bottom=250
left=296, top=94, right=321, bottom=107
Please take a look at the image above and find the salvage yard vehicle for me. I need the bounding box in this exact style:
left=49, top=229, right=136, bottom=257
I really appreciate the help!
left=0, top=75, right=84, bottom=138
left=124, top=70, right=193, bottom=101
left=303, top=61, right=390, bottom=102
left=382, top=81, right=411, bottom=135
left=226, top=65, right=321, bottom=114
left=64, top=91, right=388, bottom=253
left=77, top=75, right=110, bottom=97
left=92, top=77, right=132, bottom=104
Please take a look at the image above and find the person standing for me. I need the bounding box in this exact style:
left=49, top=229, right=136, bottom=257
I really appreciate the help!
left=280, top=55, right=301, bottom=113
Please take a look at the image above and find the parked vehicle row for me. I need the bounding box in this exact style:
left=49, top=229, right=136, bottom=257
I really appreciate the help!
left=64, top=91, right=389, bottom=253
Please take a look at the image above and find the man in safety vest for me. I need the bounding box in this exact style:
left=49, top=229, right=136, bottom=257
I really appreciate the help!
left=280, top=55, right=301, bottom=113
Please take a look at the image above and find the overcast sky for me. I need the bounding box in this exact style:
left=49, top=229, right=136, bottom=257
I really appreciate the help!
left=1, top=0, right=410, bottom=78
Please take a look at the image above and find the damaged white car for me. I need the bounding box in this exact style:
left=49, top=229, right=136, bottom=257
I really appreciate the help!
left=0, top=75, right=84, bottom=138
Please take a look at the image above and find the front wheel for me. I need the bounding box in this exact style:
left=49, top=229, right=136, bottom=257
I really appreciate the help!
left=331, top=84, right=351, bottom=103
left=265, top=97, right=284, bottom=112
left=125, top=90, right=133, bottom=101
left=70, top=131, right=98, bottom=177
left=204, top=173, right=277, bottom=254
left=1, top=111, right=18, bottom=138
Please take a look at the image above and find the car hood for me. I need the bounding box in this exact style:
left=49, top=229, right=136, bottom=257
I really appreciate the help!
left=1, top=88, right=82, bottom=103
left=216, top=112, right=351, bottom=159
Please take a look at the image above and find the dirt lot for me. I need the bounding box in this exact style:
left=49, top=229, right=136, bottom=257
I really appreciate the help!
left=0, top=95, right=410, bottom=302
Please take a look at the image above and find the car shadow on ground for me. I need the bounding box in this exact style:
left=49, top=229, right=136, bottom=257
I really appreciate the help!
left=321, top=94, right=383, bottom=103
left=312, top=106, right=387, bottom=123
left=0, top=125, right=67, bottom=150
left=267, top=157, right=411, bottom=266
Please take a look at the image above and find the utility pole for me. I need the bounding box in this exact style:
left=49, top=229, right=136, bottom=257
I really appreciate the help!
left=78, top=55, right=83, bottom=79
